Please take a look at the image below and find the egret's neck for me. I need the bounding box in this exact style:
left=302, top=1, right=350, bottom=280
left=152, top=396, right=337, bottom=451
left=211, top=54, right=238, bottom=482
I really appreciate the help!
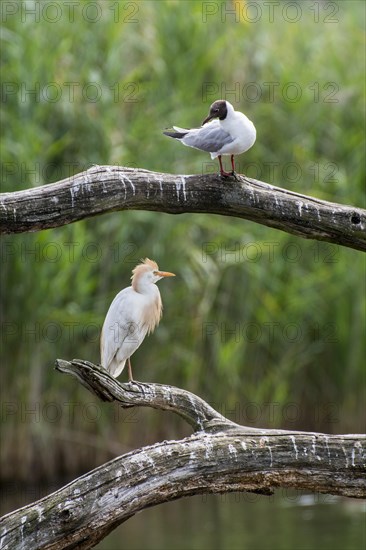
left=133, top=278, right=159, bottom=298
left=136, top=281, right=163, bottom=333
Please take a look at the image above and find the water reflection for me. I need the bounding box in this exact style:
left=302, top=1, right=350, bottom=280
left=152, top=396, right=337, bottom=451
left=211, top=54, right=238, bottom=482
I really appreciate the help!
left=1, top=486, right=364, bottom=549
left=96, top=491, right=365, bottom=550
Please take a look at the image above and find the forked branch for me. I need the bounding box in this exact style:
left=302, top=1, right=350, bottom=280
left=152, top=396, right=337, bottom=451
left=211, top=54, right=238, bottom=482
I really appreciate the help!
left=1, top=360, right=365, bottom=550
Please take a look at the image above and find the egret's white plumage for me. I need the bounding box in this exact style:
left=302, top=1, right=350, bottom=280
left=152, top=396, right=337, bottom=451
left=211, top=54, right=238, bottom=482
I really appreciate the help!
left=100, top=258, right=175, bottom=380
left=163, top=99, right=256, bottom=177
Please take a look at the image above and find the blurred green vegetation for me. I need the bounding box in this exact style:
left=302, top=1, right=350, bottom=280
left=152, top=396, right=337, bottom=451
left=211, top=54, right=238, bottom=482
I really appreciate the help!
left=1, top=0, right=365, bottom=482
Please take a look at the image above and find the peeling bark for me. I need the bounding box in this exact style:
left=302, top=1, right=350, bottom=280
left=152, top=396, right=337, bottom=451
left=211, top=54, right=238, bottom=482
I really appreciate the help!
left=1, top=360, right=365, bottom=550
left=1, top=166, right=365, bottom=251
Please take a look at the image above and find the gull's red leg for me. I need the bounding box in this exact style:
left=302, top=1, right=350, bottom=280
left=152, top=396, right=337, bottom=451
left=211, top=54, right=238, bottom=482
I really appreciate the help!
left=218, top=155, right=232, bottom=178
left=231, top=155, right=235, bottom=174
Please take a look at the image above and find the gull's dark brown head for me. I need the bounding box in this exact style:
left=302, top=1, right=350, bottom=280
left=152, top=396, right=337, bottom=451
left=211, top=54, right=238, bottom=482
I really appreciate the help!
left=202, top=100, right=228, bottom=125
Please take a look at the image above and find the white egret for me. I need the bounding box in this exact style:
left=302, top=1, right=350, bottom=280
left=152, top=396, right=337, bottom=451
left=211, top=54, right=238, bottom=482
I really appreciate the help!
left=100, top=258, right=175, bottom=381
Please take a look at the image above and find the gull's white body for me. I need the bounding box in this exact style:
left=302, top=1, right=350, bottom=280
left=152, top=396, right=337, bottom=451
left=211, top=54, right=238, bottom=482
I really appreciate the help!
left=100, top=259, right=174, bottom=379
left=169, top=101, right=256, bottom=159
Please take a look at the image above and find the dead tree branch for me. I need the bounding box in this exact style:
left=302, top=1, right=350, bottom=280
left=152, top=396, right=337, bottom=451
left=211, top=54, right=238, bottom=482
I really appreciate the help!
left=1, top=360, right=365, bottom=550
left=1, top=166, right=365, bottom=251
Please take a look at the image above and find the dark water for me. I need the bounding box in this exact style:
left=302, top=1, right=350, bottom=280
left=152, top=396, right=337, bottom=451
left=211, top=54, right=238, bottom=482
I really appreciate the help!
left=96, top=492, right=365, bottom=550
left=1, top=487, right=364, bottom=549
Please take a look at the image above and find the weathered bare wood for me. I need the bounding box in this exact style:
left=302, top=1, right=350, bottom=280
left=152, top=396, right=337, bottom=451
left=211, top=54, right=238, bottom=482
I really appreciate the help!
left=1, top=360, right=364, bottom=550
left=55, top=359, right=235, bottom=432
left=1, top=166, right=365, bottom=251
left=1, top=432, right=364, bottom=550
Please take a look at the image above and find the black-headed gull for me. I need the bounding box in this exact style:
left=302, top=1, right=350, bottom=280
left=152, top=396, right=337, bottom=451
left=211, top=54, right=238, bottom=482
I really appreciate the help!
left=163, top=99, right=256, bottom=177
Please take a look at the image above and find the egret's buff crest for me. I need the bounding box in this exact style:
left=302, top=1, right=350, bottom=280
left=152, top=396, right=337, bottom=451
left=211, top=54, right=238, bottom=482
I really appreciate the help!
left=131, top=258, right=159, bottom=290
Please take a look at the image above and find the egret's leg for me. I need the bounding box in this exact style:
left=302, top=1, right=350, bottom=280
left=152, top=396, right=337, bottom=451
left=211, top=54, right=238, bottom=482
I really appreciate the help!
left=127, top=357, right=134, bottom=382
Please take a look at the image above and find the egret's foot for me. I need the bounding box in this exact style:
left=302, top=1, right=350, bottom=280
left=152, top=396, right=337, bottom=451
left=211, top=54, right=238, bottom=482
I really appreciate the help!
left=128, top=379, right=147, bottom=393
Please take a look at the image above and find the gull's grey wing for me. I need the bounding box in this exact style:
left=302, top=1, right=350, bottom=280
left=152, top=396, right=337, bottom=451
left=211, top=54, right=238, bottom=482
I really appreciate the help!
left=181, top=121, right=233, bottom=153
left=164, top=120, right=233, bottom=153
